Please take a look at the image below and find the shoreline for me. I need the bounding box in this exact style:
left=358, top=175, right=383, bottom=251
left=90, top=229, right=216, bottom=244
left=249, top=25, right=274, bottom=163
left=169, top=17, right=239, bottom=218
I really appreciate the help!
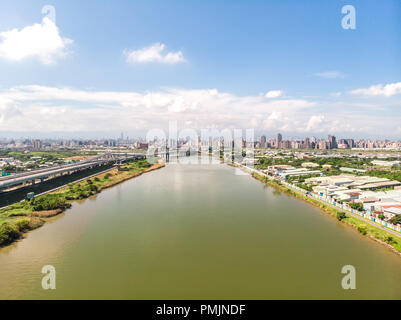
left=0, top=161, right=165, bottom=248
left=231, top=163, right=401, bottom=257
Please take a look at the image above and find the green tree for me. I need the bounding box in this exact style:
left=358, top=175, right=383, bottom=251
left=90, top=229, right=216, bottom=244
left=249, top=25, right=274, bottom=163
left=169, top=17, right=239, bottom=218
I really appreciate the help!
left=0, top=222, right=21, bottom=245
left=385, top=236, right=395, bottom=244
left=357, top=226, right=367, bottom=235
left=337, top=212, right=346, bottom=221
left=31, top=195, right=71, bottom=211
left=2, top=164, right=16, bottom=172
left=349, top=202, right=364, bottom=211
left=390, top=215, right=401, bottom=225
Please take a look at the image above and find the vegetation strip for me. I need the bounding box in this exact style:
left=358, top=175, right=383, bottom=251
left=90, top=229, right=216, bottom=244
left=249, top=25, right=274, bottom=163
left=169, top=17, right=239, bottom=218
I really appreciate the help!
left=232, top=163, right=401, bottom=256
left=0, top=160, right=164, bottom=247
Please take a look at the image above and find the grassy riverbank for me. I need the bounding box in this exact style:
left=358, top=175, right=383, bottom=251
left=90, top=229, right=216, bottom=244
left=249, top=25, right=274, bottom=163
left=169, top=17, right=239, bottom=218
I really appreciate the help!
left=238, top=165, right=401, bottom=255
left=0, top=160, right=164, bottom=247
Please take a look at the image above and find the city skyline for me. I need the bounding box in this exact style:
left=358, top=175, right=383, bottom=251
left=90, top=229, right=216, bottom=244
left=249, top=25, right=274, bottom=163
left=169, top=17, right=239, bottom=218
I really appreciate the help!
left=2, top=132, right=401, bottom=152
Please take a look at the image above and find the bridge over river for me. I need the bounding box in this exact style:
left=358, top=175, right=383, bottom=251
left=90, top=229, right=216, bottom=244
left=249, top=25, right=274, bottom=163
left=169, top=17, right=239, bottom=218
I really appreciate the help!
left=0, top=148, right=213, bottom=207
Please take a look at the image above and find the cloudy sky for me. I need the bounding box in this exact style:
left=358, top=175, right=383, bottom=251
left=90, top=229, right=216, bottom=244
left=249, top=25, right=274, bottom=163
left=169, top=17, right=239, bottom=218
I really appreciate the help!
left=0, top=0, right=400, bottom=139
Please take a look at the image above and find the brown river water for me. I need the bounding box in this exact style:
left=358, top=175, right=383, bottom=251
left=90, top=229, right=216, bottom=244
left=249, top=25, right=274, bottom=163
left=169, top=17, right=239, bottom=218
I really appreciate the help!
left=0, top=158, right=400, bottom=299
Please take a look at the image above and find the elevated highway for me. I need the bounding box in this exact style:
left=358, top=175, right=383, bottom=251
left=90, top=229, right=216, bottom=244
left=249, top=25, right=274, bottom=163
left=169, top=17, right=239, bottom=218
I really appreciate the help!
left=0, top=152, right=145, bottom=191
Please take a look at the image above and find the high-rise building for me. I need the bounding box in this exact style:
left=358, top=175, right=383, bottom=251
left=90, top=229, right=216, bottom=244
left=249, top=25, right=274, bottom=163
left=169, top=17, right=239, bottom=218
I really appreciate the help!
left=328, top=135, right=337, bottom=149
left=281, top=140, right=290, bottom=149
left=277, top=133, right=282, bottom=148
left=346, top=139, right=355, bottom=148
left=304, top=137, right=311, bottom=149
left=261, top=135, right=266, bottom=148
left=33, top=139, right=41, bottom=150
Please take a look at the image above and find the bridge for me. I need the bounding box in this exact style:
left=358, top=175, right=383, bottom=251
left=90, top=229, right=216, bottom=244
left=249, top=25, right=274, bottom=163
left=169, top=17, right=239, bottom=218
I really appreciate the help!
left=0, top=152, right=145, bottom=191
left=0, top=146, right=216, bottom=192
left=153, top=146, right=218, bottom=162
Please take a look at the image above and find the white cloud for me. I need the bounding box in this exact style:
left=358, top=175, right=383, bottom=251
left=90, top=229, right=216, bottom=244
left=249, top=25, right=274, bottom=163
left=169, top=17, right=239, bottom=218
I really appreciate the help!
left=0, top=85, right=315, bottom=132
left=314, top=71, right=346, bottom=79
left=0, top=96, right=21, bottom=123
left=0, top=17, right=72, bottom=64
left=268, top=111, right=281, bottom=120
left=0, top=85, right=399, bottom=137
left=124, top=43, right=185, bottom=64
left=306, top=115, right=325, bottom=131
left=265, top=90, right=283, bottom=98
left=350, top=82, right=401, bottom=97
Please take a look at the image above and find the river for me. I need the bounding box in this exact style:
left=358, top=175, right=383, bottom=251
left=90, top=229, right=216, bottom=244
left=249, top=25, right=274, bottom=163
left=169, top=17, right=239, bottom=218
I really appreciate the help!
left=0, top=157, right=400, bottom=299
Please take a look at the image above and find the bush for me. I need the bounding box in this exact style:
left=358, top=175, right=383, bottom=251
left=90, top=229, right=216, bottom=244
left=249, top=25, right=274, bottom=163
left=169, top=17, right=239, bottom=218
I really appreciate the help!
left=26, top=217, right=44, bottom=230
left=14, top=219, right=30, bottom=231
left=385, top=236, right=395, bottom=244
left=358, top=225, right=367, bottom=235
left=31, top=195, right=71, bottom=211
left=337, top=212, right=346, bottom=221
left=296, top=183, right=313, bottom=192
left=350, top=202, right=364, bottom=211
left=132, top=160, right=151, bottom=169
left=104, top=173, right=112, bottom=179
left=390, top=215, right=401, bottom=225
left=0, top=222, right=21, bottom=246
left=78, top=192, right=89, bottom=199
left=89, top=184, right=98, bottom=192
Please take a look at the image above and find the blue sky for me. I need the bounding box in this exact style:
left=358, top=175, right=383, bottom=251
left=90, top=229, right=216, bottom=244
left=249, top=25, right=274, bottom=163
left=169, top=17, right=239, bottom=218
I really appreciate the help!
left=0, top=0, right=400, bottom=139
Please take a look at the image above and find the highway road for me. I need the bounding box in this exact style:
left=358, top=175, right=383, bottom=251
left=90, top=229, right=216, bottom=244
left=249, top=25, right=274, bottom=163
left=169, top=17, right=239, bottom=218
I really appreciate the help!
left=0, top=153, right=145, bottom=190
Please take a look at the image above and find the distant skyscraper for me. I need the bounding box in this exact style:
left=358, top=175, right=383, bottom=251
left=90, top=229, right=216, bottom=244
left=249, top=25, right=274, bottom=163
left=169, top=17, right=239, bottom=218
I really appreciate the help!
left=318, top=140, right=329, bottom=150
left=328, top=135, right=337, bottom=149
left=33, top=139, right=41, bottom=150
left=281, top=140, right=290, bottom=149
left=261, top=135, right=266, bottom=148
left=277, top=133, right=282, bottom=148
left=346, top=139, right=355, bottom=148
left=304, top=137, right=311, bottom=149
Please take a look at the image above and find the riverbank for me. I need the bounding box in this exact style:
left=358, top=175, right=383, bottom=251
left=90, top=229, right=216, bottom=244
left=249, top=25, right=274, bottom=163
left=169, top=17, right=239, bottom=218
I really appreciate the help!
left=231, top=163, right=401, bottom=256
left=0, top=160, right=164, bottom=247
